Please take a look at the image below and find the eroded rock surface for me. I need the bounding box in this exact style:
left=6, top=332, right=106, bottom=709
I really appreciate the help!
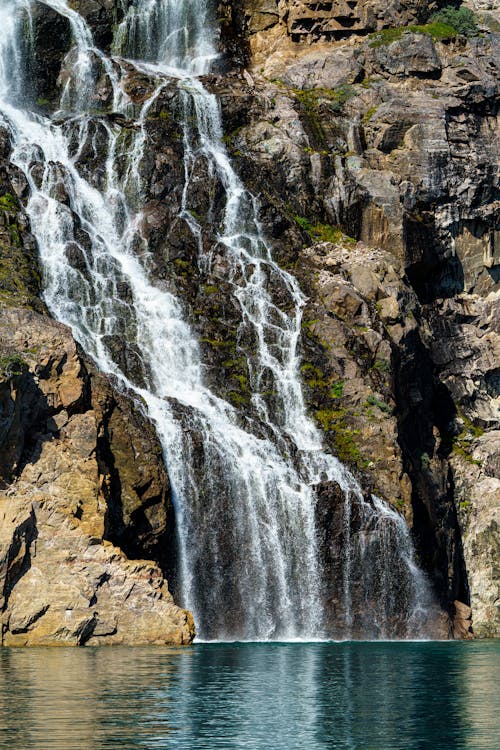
left=213, top=7, right=499, bottom=635
left=0, top=306, right=194, bottom=646
left=1, top=0, right=498, bottom=640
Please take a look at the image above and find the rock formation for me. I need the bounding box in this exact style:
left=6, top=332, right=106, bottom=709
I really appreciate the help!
left=215, top=1, right=499, bottom=636
left=0, top=132, right=194, bottom=645
left=0, top=0, right=498, bottom=641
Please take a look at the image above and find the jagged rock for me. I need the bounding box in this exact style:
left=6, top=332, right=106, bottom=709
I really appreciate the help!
left=1, top=0, right=498, bottom=640
left=243, top=0, right=445, bottom=41
left=366, top=32, right=443, bottom=78
left=211, top=24, right=498, bottom=631
left=0, top=307, right=194, bottom=645
left=451, top=431, right=500, bottom=637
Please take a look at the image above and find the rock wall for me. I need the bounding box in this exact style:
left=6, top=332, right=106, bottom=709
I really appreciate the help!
left=234, top=0, right=446, bottom=38
left=1, top=0, right=498, bottom=640
left=0, top=134, right=193, bottom=645
left=215, top=2, right=499, bottom=635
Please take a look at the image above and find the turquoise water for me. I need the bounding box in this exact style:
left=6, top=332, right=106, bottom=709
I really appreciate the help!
left=0, top=642, right=498, bottom=749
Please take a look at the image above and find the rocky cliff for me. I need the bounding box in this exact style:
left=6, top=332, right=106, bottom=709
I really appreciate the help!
left=216, top=0, right=499, bottom=637
left=0, top=0, right=498, bottom=641
left=0, top=130, right=193, bottom=645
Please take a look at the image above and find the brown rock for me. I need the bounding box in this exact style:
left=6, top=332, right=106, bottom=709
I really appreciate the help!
left=0, top=306, right=193, bottom=646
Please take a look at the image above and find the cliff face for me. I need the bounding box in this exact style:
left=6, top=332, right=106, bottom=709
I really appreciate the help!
left=0, top=0, right=498, bottom=640
left=0, top=130, right=193, bottom=645
left=216, top=0, right=499, bottom=636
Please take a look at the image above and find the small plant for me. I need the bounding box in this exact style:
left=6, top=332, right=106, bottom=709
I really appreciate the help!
left=371, top=358, right=391, bottom=374
left=294, top=216, right=355, bottom=245
left=365, top=393, right=392, bottom=414
left=331, top=380, right=344, bottom=399
left=0, top=353, right=27, bottom=377
left=0, top=193, right=17, bottom=211
left=420, top=452, right=431, bottom=470
left=202, top=284, right=218, bottom=295
left=429, top=6, right=479, bottom=37
left=362, top=106, right=378, bottom=124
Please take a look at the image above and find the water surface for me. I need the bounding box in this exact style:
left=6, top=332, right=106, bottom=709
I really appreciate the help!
left=0, top=641, right=498, bottom=749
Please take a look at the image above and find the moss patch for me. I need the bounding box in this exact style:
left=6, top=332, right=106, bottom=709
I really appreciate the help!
left=315, top=408, right=365, bottom=468
left=294, top=216, right=355, bottom=245
left=0, top=353, right=27, bottom=377
left=362, top=106, right=378, bottom=124
left=369, top=22, right=459, bottom=48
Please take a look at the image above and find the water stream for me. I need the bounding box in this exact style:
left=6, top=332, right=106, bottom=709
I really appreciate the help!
left=0, top=0, right=438, bottom=640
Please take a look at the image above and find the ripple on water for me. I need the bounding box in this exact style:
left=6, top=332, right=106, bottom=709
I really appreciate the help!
left=0, top=641, right=498, bottom=750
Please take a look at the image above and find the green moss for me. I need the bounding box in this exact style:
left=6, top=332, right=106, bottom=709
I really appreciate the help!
left=460, top=414, right=484, bottom=439
left=452, top=444, right=482, bottom=466
left=0, top=193, right=18, bottom=211
left=0, top=353, right=27, bottom=377
left=200, top=337, right=235, bottom=350
left=173, top=258, right=193, bottom=275
left=202, top=284, right=219, bottom=295
left=8, top=224, right=21, bottom=247
left=365, top=393, right=392, bottom=414
left=362, top=106, right=378, bottom=124
left=371, top=358, right=391, bottom=374
left=315, top=408, right=364, bottom=468
left=0, top=224, right=42, bottom=308
left=369, top=22, right=458, bottom=48
left=294, top=85, right=358, bottom=113
left=420, top=452, right=431, bottom=470
left=331, top=379, right=344, bottom=399
left=231, top=373, right=249, bottom=391
left=300, top=362, right=343, bottom=395
left=300, top=362, right=320, bottom=375
left=228, top=391, right=251, bottom=407
left=292, top=85, right=358, bottom=146
left=294, top=216, right=355, bottom=245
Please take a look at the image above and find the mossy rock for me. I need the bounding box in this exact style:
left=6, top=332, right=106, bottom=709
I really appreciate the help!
left=369, top=21, right=461, bottom=49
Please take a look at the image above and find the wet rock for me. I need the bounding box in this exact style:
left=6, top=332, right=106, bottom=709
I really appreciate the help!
left=30, top=3, right=71, bottom=105
left=2, top=0, right=498, bottom=640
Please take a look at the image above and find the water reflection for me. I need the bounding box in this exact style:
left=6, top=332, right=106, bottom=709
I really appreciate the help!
left=0, top=642, right=498, bottom=749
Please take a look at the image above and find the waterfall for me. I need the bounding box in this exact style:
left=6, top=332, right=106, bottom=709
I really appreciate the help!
left=0, top=0, right=439, bottom=640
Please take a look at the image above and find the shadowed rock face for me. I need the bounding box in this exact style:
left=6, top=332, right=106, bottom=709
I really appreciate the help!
left=228, top=0, right=447, bottom=41
left=0, top=0, right=498, bottom=640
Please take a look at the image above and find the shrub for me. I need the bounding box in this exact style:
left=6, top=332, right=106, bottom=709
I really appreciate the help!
left=0, top=353, right=27, bottom=377
left=429, top=6, right=479, bottom=37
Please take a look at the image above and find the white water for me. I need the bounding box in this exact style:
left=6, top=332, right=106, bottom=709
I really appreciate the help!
left=0, top=0, right=438, bottom=640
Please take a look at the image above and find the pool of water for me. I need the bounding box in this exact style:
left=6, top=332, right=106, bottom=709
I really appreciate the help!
left=0, top=641, right=498, bottom=749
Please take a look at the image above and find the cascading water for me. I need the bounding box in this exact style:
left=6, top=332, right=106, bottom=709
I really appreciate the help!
left=0, top=0, right=439, bottom=640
